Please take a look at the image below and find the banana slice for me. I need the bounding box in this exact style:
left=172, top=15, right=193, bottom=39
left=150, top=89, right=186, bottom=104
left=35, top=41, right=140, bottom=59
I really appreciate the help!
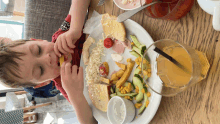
left=59, top=55, right=65, bottom=66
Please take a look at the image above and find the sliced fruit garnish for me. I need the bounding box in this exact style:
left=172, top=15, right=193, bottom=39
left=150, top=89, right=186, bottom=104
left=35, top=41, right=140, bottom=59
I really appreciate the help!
left=104, top=38, right=114, bottom=48
left=99, top=65, right=108, bottom=77
left=59, top=55, right=65, bottom=66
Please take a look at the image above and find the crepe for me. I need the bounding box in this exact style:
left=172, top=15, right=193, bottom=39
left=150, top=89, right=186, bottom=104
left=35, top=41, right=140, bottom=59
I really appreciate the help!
left=82, top=37, right=95, bottom=65
left=101, top=13, right=126, bottom=42
left=88, top=84, right=111, bottom=112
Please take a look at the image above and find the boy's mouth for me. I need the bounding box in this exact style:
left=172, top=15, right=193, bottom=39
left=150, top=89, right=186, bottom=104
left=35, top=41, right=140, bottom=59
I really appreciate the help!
left=57, top=54, right=72, bottom=67
left=58, top=55, right=64, bottom=67
left=55, top=55, right=60, bottom=67
left=58, top=61, right=60, bottom=66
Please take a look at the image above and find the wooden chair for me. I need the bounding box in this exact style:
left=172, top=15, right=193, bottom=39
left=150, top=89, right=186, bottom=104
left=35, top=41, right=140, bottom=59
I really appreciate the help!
left=14, top=90, right=28, bottom=95
left=5, top=91, right=53, bottom=123
left=23, top=102, right=52, bottom=113
left=7, top=90, right=53, bottom=111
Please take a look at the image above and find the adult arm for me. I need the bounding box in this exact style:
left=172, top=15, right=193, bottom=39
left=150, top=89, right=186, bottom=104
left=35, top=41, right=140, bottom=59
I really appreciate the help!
left=54, top=0, right=91, bottom=56
left=69, top=0, right=90, bottom=34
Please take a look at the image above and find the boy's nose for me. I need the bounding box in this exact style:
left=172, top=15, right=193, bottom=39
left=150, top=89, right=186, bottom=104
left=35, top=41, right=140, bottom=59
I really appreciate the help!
left=42, top=53, right=52, bottom=66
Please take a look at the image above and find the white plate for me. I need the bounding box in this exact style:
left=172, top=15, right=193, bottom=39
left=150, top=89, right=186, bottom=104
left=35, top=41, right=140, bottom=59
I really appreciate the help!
left=80, top=19, right=162, bottom=124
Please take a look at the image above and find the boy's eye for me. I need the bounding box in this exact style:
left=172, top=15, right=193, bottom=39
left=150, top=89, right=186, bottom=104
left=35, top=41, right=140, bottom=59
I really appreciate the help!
left=38, top=45, right=42, bottom=55
left=39, top=66, right=44, bottom=76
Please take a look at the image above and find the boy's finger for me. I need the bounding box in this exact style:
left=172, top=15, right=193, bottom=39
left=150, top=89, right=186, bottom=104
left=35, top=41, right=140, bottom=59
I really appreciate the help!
left=72, top=40, right=77, bottom=46
left=56, top=36, right=66, bottom=55
left=65, top=63, right=72, bottom=76
left=58, top=38, right=68, bottom=54
left=54, top=42, right=61, bottom=57
left=60, top=62, right=66, bottom=75
left=78, top=67, right=83, bottom=80
left=66, top=37, right=76, bottom=49
left=61, top=39, right=72, bottom=54
left=62, top=39, right=74, bottom=53
left=72, top=65, right=78, bottom=77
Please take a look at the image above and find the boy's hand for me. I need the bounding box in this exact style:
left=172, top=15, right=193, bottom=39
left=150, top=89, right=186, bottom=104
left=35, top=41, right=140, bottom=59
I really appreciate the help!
left=54, top=30, right=81, bottom=57
left=60, top=62, right=84, bottom=95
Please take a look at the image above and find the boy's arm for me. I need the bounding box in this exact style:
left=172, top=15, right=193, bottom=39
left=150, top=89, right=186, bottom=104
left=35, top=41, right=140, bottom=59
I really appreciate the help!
left=53, top=79, right=70, bottom=103
left=69, top=0, right=90, bottom=34
left=60, top=64, right=97, bottom=124
left=67, top=91, right=98, bottom=124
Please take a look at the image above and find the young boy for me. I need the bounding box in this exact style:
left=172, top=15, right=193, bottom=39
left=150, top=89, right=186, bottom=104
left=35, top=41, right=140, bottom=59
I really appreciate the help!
left=0, top=0, right=97, bottom=123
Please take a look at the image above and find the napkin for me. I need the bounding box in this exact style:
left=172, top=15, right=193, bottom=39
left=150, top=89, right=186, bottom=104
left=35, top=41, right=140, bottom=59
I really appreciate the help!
left=43, top=112, right=55, bottom=124
left=5, top=92, right=22, bottom=112
left=83, top=11, right=102, bottom=35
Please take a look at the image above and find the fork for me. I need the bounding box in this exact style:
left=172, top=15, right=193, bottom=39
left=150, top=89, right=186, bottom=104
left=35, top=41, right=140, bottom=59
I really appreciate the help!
left=97, top=0, right=105, bottom=6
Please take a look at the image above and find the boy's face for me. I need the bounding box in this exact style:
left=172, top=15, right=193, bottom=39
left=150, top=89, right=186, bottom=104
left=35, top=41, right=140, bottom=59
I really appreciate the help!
left=11, top=40, right=60, bottom=84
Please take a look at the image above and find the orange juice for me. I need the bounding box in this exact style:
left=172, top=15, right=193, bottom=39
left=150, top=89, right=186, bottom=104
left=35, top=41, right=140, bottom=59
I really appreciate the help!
left=143, top=39, right=210, bottom=96
left=157, top=46, right=192, bottom=87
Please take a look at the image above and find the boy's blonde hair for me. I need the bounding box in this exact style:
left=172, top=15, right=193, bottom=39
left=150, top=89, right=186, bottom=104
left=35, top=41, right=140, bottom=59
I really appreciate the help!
left=0, top=38, right=37, bottom=88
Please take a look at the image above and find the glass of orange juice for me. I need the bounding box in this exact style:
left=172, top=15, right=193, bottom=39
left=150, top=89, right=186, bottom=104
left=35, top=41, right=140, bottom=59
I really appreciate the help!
left=141, top=39, right=209, bottom=96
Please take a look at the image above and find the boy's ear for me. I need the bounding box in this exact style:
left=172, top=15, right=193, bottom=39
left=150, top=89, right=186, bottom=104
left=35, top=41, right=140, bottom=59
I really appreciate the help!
left=0, top=37, right=12, bottom=43
left=30, top=38, right=43, bottom=41
left=34, top=80, right=51, bottom=88
left=29, top=38, right=36, bottom=40
left=0, top=37, right=4, bottom=41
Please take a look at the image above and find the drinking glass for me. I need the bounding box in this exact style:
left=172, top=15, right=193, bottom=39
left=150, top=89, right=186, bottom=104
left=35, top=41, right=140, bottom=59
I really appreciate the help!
left=141, top=39, right=208, bottom=96
left=144, top=0, right=195, bottom=20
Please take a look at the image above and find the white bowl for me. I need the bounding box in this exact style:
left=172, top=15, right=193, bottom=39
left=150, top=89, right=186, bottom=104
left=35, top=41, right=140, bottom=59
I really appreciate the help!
left=113, top=0, right=146, bottom=11
left=107, top=96, right=135, bottom=124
